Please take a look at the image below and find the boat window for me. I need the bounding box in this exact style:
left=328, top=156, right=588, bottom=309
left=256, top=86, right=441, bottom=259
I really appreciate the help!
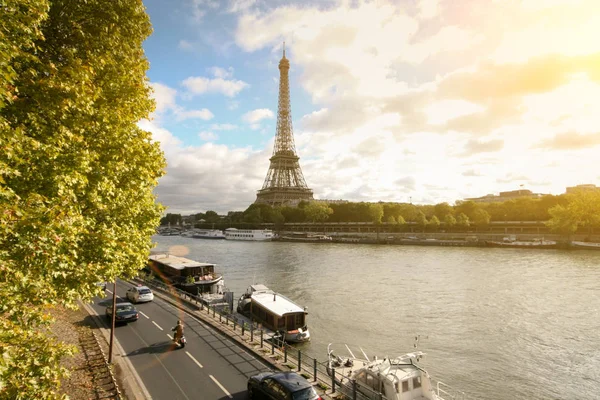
left=356, top=371, right=366, bottom=382
left=366, top=374, right=374, bottom=389
left=413, top=376, right=421, bottom=389
left=402, top=380, right=409, bottom=393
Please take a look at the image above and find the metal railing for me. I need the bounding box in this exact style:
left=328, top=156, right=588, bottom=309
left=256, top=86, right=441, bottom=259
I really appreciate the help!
left=134, top=275, right=471, bottom=400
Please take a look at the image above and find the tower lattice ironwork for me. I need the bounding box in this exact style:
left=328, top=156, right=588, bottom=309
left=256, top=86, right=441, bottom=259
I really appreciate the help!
left=255, top=44, right=313, bottom=207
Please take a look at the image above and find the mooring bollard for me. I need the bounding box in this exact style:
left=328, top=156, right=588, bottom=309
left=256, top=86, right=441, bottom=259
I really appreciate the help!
left=251, top=327, right=254, bottom=342
left=313, top=359, right=317, bottom=382
left=284, top=346, right=287, bottom=363
left=260, top=330, right=264, bottom=347
left=212, top=306, right=215, bottom=318
left=242, top=323, right=245, bottom=336
left=225, top=315, right=229, bottom=326
left=233, top=319, right=237, bottom=331
left=271, top=340, right=275, bottom=354
left=352, top=379, right=357, bottom=400
left=331, top=368, right=336, bottom=392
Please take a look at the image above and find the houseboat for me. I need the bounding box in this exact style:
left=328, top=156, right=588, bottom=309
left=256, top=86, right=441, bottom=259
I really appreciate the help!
left=147, top=252, right=227, bottom=305
left=237, top=284, right=310, bottom=343
left=326, top=343, right=466, bottom=400
left=224, top=228, right=274, bottom=241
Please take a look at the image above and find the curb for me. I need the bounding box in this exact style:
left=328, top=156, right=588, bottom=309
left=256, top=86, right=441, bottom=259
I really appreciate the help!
left=79, top=300, right=153, bottom=400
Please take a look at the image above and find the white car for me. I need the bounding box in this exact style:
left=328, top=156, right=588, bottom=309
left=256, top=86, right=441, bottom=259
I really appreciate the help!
left=126, top=285, right=154, bottom=303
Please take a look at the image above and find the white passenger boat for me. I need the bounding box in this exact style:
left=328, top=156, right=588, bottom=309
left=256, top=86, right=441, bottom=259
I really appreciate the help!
left=326, top=343, right=466, bottom=400
left=224, top=228, right=274, bottom=241
left=192, top=229, right=226, bottom=239
left=237, top=284, right=310, bottom=343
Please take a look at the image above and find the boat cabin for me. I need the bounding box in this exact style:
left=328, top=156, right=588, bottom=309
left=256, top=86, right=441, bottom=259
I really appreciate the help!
left=354, top=357, right=436, bottom=400
left=239, top=285, right=307, bottom=334
left=148, top=253, right=222, bottom=292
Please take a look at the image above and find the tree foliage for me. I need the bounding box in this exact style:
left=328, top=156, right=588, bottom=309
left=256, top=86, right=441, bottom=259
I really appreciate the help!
left=304, top=202, right=333, bottom=223
left=0, top=0, right=165, bottom=398
left=546, top=191, right=600, bottom=235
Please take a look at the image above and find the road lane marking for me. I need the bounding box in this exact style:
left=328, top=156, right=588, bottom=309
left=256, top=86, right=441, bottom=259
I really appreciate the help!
left=186, top=351, right=203, bottom=368
left=106, top=289, right=113, bottom=294
left=139, top=311, right=150, bottom=319
left=209, top=375, right=232, bottom=398
left=166, top=333, right=173, bottom=340
left=152, top=321, right=163, bottom=331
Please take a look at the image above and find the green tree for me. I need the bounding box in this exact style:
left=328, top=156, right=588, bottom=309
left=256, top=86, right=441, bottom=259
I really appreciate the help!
left=415, top=211, right=428, bottom=232
left=367, top=203, right=384, bottom=224
left=428, top=215, right=441, bottom=231
left=546, top=191, right=600, bottom=236
left=456, top=213, right=471, bottom=230
left=304, top=202, right=333, bottom=223
left=0, top=1, right=165, bottom=397
left=471, top=208, right=491, bottom=227
left=433, top=202, right=453, bottom=219
left=443, top=214, right=456, bottom=231
left=386, top=216, right=397, bottom=224
left=204, top=210, right=220, bottom=223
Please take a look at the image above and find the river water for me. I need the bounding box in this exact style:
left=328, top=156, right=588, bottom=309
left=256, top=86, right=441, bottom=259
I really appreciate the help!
left=151, top=235, right=600, bottom=400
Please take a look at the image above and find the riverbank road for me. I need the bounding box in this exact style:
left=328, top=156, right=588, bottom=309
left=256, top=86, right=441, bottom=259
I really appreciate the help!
left=89, top=280, right=272, bottom=400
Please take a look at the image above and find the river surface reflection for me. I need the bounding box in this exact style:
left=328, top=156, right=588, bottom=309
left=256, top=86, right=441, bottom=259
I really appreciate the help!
left=152, top=235, right=600, bottom=400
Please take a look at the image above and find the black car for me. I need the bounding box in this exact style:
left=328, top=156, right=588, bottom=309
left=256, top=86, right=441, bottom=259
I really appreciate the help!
left=105, top=302, right=139, bottom=323
left=247, top=371, right=321, bottom=400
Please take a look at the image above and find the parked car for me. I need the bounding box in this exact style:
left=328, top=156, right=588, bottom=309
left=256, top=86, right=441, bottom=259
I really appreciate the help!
left=95, top=282, right=107, bottom=291
left=105, top=302, right=139, bottom=323
left=247, top=371, right=321, bottom=400
left=126, top=285, right=154, bottom=303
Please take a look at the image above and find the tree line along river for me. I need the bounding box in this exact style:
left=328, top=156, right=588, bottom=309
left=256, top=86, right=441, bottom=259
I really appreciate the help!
left=152, top=235, right=600, bottom=400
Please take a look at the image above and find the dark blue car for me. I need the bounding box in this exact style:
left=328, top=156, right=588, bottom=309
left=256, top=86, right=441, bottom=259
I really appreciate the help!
left=105, top=302, right=139, bottom=323
left=247, top=371, right=321, bottom=400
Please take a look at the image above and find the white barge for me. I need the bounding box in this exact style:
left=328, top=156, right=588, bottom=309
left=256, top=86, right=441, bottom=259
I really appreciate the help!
left=237, top=284, right=310, bottom=343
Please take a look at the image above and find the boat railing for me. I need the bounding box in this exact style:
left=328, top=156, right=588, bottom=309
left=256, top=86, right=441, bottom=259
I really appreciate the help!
left=193, top=272, right=222, bottom=282
left=436, top=380, right=468, bottom=400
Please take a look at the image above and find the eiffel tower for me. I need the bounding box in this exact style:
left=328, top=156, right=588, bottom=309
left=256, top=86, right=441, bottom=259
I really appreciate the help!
left=255, top=44, right=313, bottom=207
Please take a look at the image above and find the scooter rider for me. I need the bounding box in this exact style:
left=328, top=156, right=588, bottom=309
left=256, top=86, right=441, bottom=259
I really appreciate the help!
left=172, top=320, right=184, bottom=343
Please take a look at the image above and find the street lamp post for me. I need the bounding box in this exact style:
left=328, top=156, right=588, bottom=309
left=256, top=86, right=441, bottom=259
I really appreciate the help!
left=108, top=279, right=117, bottom=363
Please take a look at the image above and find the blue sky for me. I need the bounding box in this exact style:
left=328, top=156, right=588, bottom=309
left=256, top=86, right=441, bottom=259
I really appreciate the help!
left=140, top=0, right=600, bottom=215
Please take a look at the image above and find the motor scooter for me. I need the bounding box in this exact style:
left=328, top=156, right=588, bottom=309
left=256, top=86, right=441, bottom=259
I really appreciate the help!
left=174, top=335, right=186, bottom=348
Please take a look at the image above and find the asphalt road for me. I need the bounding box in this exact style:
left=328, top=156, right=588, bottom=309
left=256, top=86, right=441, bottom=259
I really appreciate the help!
left=90, top=280, right=271, bottom=400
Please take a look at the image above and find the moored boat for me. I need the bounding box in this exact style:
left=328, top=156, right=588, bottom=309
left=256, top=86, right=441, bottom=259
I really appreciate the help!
left=147, top=252, right=227, bottom=306
left=326, top=343, right=465, bottom=400
left=570, top=241, right=600, bottom=250
left=277, top=232, right=333, bottom=242
left=191, top=229, right=226, bottom=239
left=485, top=239, right=557, bottom=249
left=224, top=228, right=274, bottom=241
left=237, top=284, right=310, bottom=343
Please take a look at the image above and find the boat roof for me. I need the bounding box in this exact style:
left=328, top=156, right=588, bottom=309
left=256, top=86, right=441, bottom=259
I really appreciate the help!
left=149, top=253, right=216, bottom=270
left=252, top=290, right=305, bottom=317
left=363, top=357, right=424, bottom=381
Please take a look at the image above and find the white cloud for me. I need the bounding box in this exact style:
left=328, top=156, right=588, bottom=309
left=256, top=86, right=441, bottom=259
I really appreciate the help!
left=211, top=123, right=238, bottom=130
left=418, top=0, right=440, bottom=19
left=242, top=108, right=275, bottom=123
left=178, top=40, right=193, bottom=51
left=227, top=0, right=256, bottom=13
left=149, top=82, right=177, bottom=113
left=174, top=108, right=214, bottom=121
left=182, top=76, right=249, bottom=97
left=208, top=66, right=234, bottom=78
left=199, top=131, right=219, bottom=141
